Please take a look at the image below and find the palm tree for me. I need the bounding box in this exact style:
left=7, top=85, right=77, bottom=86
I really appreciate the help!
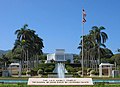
left=33, top=34, right=44, bottom=67
left=78, top=26, right=108, bottom=71
left=13, top=24, right=44, bottom=71
left=78, top=34, right=95, bottom=68
left=1, top=54, right=9, bottom=70
left=13, top=24, right=31, bottom=70
left=12, top=39, right=27, bottom=70
left=89, top=26, right=108, bottom=64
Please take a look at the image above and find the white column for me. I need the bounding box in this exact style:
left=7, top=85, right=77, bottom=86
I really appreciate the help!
left=99, top=65, right=102, bottom=77
left=9, top=65, right=12, bottom=76
left=18, top=64, right=21, bottom=77
left=109, top=66, right=112, bottom=77
left=108, top=66, right=110, bottom=77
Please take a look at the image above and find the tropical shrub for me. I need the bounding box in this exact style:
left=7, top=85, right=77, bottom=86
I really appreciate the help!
left=66, top=66, right=74, bottom=73
left=26, top=70, right=31, bottom=75
left=87, top=68, right=92, bottom=72
left=77, top=70, right=82, bottom=76
left=37, top=69, right=43, bottom=75
left=90, top=70, right=96, bottom=75
left=87, top=68, right=92, bottom=75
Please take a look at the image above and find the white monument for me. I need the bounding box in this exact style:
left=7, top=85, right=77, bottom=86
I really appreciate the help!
left=46, top=49, right=73, bottom=63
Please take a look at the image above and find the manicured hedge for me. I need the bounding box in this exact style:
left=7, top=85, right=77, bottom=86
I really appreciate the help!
left=33, top=63, right=55, bottom=75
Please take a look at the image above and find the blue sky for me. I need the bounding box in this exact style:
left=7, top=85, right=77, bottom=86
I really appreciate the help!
left=0, top=0, right=120, bottom=54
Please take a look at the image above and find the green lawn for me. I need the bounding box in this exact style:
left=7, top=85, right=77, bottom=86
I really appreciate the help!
left=0, top=84, right=120, bottom=87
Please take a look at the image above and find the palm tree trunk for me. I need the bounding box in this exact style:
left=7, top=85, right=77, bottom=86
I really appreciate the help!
left=92, top=55, right=94, bottom=69
left=95, top=60, right=98, bottom=71
left=87, top=51, right=89, bottom=68
left=36, top=54, right=39, bottom=68
left=24, top=50, right=26, bottom=71
left=27, top=49, right=29, bottom=70
left=89, top=53, right=92, bottom=68
left=32, top=55, right=35, bottom=68
left=88, top=51, right=90, bottom=68
left=93, top=56, right=95, bottom=70
left=21, top=49, right=24, bottom=71
left=98, top=46, right=101, bottom=65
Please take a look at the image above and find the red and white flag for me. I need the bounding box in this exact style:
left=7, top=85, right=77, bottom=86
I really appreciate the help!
left=82, top=9, right=86, bottom=23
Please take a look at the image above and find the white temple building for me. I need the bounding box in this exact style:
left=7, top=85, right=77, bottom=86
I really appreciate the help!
left=46, top=49, right=73, bottom=63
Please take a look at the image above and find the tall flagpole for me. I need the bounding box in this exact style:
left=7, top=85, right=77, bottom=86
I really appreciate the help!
left=81, top=14, right=84, bottom=77
left=81, top=9, right=86, bottom=77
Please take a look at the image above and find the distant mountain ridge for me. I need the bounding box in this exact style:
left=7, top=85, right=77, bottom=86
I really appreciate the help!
left=0, top=50, right=10, bottom=57
left=0, top=50, right=77, bottom=57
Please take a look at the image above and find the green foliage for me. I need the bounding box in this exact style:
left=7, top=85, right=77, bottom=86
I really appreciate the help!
left=66, top=59, right=71, bottom=64
left=101, top=57, right=114, bottom=64
left=12, top=24, right=44, bottom=71
left=87, top=68, right=92, bottom=72
left=101, top=48, right=113, bottom=58
left=77, top=71, right=82, bottom=75
left=111, top=54, right=120, bottom=65
left=33, top=63, right=55, bottom=74
left=37, top=69, right=43, bottom=74
left=26, top=70, right=31, bottom=74
left=31, top=69, right=37, bottom=76
left=95, top=71, right=99, bottom=75
left=66, top=65, right=74, bottom=73
left=73, top=54, right=80, bottom=63
left=65, top=64, right=81, bottom=75
left=25, top=69, right=37, bottom=76
left=0, top=54, right=11, bottom=69
left=41, top=60, right=45, bottom=63
left=39, top=54, right=47, bottom=60
left=72, top=72, right=80, bottom=77
left=78, top=26, right=110, bottom=69
left=74, top=67, right=81, bottom=72
left=11, top=47, right=22, bottom=61
left=45, top=65, right=54, bottom=73
left=21, top=71, right=26, bottom=75
left=21, top=40, right=26, bottom=44
left=90, top=70, right=96, bottom=75
left=45, top=68, right=53, bottom=72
